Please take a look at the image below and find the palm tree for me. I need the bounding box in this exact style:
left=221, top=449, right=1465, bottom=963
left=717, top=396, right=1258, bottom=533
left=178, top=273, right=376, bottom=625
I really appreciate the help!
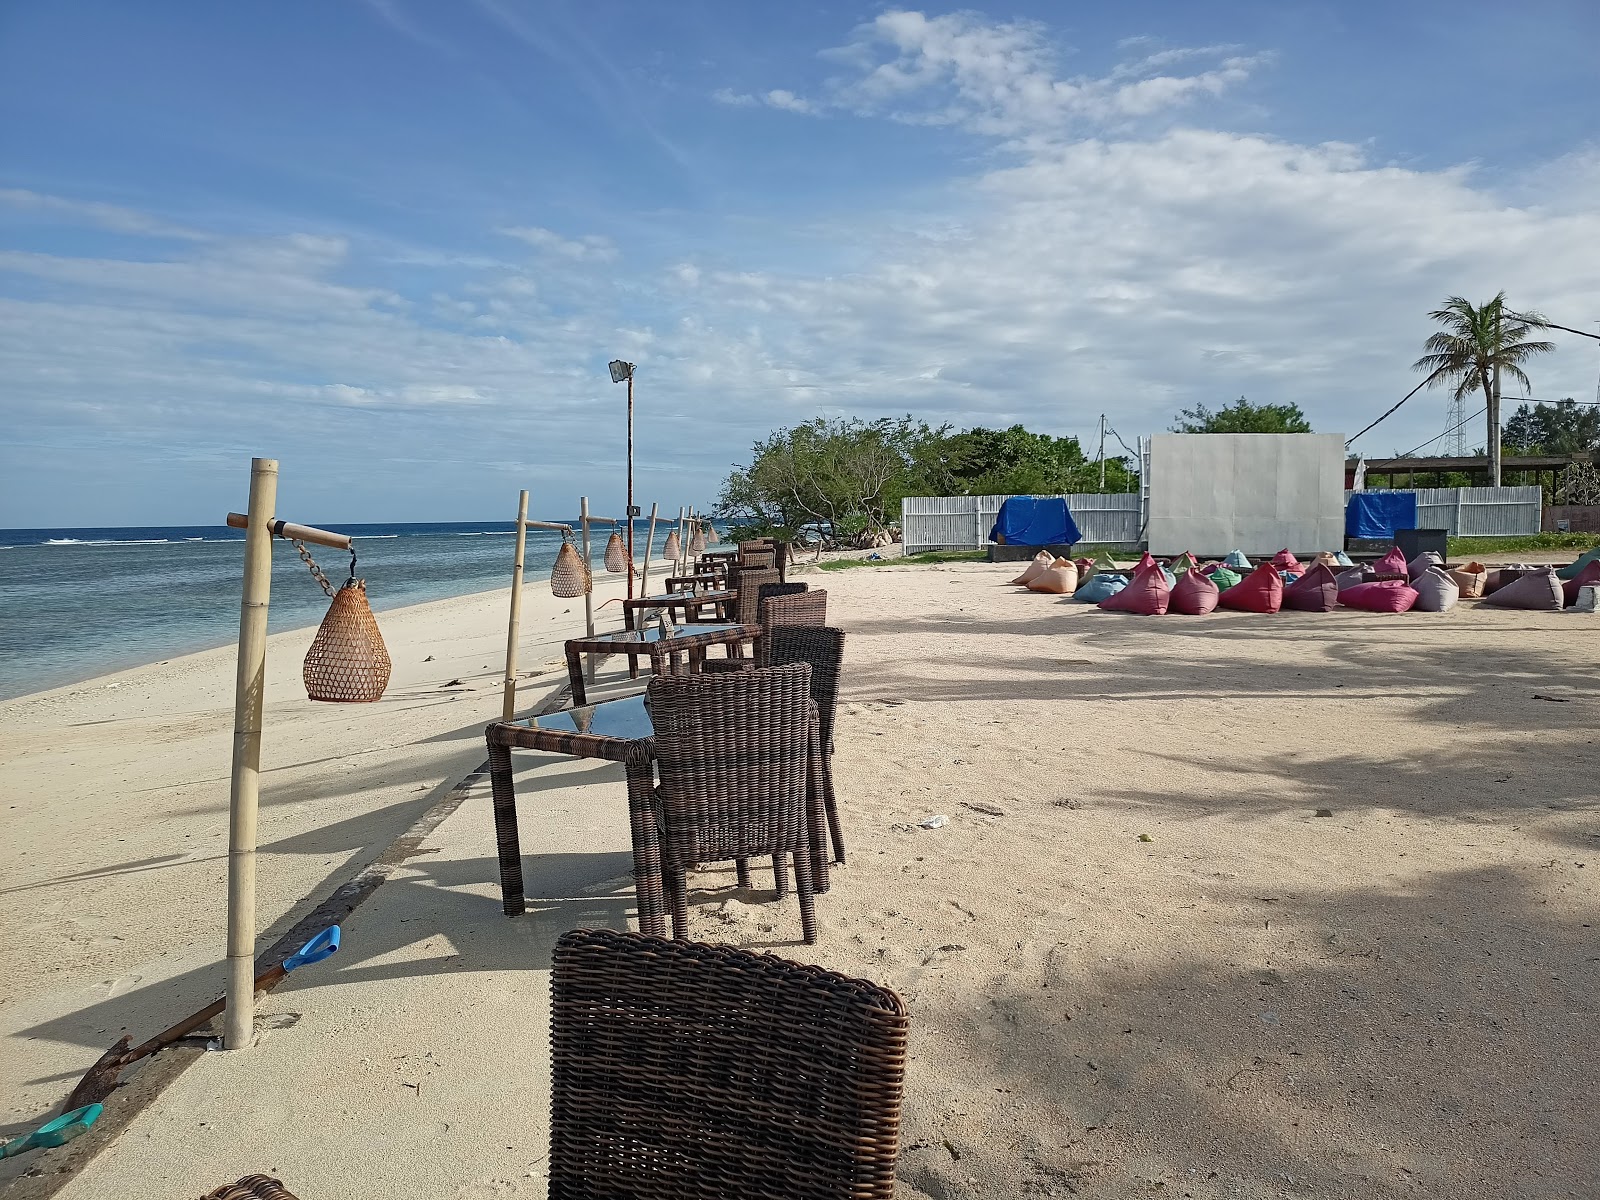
left=1412, top=292, right=1554, bottom=485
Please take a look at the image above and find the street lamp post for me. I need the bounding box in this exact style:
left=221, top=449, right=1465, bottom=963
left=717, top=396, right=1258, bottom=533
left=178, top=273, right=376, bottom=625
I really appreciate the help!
left=608, top=359, right=637, bottom=599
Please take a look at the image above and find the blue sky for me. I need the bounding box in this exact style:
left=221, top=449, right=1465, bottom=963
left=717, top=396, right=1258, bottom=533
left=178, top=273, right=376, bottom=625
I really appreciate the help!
left=2, top=1, right=1598, bottom=525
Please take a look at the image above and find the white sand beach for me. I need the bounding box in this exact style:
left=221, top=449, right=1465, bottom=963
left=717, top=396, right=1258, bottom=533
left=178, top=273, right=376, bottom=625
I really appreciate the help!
left=3, top=559, right=1597, bottom=1198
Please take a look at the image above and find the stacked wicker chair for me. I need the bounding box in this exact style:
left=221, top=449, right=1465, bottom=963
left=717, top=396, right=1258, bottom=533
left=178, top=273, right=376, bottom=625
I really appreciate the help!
left=646, top=663, right=823, bottom=943
left=548, top=927, right=908, bottom=1200
left=768, top=625, right=847, bottom=870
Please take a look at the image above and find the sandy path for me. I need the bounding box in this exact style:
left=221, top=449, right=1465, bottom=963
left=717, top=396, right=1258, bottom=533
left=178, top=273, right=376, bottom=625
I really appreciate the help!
left=6, top=558, right=1597, bottom=1198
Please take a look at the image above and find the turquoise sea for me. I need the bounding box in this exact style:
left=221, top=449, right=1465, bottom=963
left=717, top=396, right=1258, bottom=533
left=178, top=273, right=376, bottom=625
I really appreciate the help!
left=0, top=520, right=715, bottom=701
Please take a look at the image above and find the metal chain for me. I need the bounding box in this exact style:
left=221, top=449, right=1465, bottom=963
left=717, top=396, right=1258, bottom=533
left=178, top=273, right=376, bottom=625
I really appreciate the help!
left=291, top=539, right=337, bottom=598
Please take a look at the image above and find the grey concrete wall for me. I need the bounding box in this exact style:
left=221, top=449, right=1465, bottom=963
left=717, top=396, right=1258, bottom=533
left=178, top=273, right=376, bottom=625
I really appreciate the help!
left=1148, top=433, right=1346, bottom=556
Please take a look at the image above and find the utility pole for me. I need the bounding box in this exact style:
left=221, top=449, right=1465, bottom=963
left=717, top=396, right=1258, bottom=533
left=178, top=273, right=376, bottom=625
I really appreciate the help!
left=1098, top=414, right=1107, bottom=491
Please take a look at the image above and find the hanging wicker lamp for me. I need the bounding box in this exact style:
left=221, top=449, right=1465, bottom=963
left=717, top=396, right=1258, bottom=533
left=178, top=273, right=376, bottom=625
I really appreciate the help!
left=690, top=525, right=707, bottom=555
left=303, top=579, right=391, bottom=703
left=663, top=529, right=682, bottom=562
left=706, top=524, right=721, bottom=546
left=551, top=534, right=592, bottom=597
left=603, top=530, right=627, bottom=573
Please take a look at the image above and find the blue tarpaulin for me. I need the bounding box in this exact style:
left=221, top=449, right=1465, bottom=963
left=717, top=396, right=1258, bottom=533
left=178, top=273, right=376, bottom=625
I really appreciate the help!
left=990, top=496, right=1081, bottom=546
left=1345, top=491, right=1417, bottom=540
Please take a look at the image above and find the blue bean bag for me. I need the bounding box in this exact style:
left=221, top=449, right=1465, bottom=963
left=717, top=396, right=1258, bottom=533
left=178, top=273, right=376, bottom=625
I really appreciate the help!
left=1224, top=550, right=1252, bottom=568
left=1076, top=573, right=1128, bottom=603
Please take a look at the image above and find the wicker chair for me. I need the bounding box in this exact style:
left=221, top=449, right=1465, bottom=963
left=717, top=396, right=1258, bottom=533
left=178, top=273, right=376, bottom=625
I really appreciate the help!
left=548, top=928, right=909, bottom=1200
left=646, top=664, right=822, bottom=943
left=731, top=566, right=781, bottom=626
left=767, top=625, right=847, bottom=868
left=705, top=587, right=827, bottom=674
left=200, top=1179, right=298, bottom=1200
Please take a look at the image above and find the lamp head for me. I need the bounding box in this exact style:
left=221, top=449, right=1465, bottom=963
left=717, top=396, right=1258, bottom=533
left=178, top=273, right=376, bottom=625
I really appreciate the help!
left=608, top=360, right=634, bottom=384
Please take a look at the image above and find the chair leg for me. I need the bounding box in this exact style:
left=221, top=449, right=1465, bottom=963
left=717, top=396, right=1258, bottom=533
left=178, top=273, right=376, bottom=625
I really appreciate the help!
left=735, top=858, right=752, bottom=889
left=824, top=757, right=846, bottom=865
left=771, top=853, right=788, bottom=898
left=792, top=850, right=818, bottom=945
left=486, top=743, right=526, bottom=917
left=667, top=864, right=690, bottom=941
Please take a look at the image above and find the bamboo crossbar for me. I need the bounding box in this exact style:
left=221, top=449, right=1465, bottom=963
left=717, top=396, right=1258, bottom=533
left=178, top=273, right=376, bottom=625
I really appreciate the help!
left=226, top=512, right=351, bottom=550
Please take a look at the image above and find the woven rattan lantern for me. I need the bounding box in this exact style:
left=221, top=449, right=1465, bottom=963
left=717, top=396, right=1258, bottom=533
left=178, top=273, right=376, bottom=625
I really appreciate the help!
left=663, top=529, right=681, bottom=562
left=603, top=530, right=627, bottom=573
left=303, top=579, right=391, bottom=703
left=690, top=525, right=707, bottom=555
left=706, top=524, right=721, bottom=546
left=551, top=535, right=592, bottom=598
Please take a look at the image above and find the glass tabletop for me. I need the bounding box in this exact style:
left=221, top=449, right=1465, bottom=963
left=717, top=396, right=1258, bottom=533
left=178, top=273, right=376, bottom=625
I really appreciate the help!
left=525, top=693, right=652, bottom=740
left=631, top=589, right=733, bottom=604
left=699, top=545, right=739, bottom=556
left=578, top=622, right=746, bottom=645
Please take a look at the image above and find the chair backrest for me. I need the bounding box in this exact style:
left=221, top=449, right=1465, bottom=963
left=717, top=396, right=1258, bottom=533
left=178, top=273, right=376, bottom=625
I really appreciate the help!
left=548, top=927, right=909, bottom=1200
left=762, top=588, right=826, bottom=629
left=765, top=625, right=844, bottom=749
left=756, top=580, right=809, bottom=617
left=646, top=663, right=812, bottom=861
left=731, top=567, right=781, bottom=625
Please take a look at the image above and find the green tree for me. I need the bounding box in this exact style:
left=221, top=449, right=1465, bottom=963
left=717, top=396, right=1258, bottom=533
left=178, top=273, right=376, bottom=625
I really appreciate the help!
left=1503, top=398, right=1600, bottom=455
left=1411, top=292, right=1555, bottom=485
left=1170, top=396, right=1312, bottom=433
left=946, top=425, right=1136, bottom=495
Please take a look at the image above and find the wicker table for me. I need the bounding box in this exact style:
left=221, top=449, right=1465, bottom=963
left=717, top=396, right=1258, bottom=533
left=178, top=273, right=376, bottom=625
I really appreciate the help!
left=621, top=589, right=734, bottom=631
left=486, top=691, right=829, bottom=937
left=486, top=695, right=667, bottom=934
left=564, top=623, right=757, bottom=706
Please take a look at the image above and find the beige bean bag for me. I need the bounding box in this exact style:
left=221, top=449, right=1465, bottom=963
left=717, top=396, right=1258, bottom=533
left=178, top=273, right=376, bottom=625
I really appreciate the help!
left=1010, top=552, right=1054, bottom=586
left=1027, top=564, right=1079, bottom=595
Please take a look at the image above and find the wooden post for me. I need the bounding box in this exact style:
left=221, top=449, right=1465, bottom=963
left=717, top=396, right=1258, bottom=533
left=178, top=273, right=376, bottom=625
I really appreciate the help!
left=640, top=502, right=659, bottom=596
left=580, top=495, right=596, bottom=682
left=675, top=506, right=687, bottom=575
left=501, top=490, right=529, bottom=721
left=225, top=457, right=277, bottom=1050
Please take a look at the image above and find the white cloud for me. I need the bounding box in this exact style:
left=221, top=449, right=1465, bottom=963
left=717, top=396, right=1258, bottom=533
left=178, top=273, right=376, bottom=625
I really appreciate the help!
left=497, top=225, right=619, bottom=261
left=0, top=188, right=209, bottom=241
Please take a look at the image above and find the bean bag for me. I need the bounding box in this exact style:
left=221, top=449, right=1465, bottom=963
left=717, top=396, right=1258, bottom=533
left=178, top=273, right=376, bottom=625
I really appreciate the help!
left=1098, top=563, right=1170, bottom=615
left=1450, top=562, right=1487, bottom=598
left=1076, top=573, right=1127, bottom=604
left=1011, top=556, right=1062, bottom=588
left=1333, top=550, right=1355, bottom=567
left=1407, top=551, right=1444, bottom=580
left=1093, top=550, right=1120, bottom=573
left=1224, top=550, right=1251, bottom=568
left=1074, top=556, right=1095, bottom=574
left=1561, top=559, right=1600, bottom=607
left=1170, top=567, right=1220, bottom=615
left=1208, top=567, right=1242, bottom=590
left=1279, top=570, right=1301, bottom=584
left=1575, top=585, right=1600, bottom=614
left=1198, top=561, right=1221, bottom=575
left=1050, top=556, right=1074, bottom=568
left=1557, top=547, right=1600, bottom=581
left=1271, top=548, right=1301, bottom=571
left=1484, top=566, right=1528, bottom=595
left=1168, top=552, right=1198, bottom=574
left=1028, top=564, right=1079, bottom=595
left=1481, top=568, right=1563, bottom=611
left=1283, top=562, right=1339, bottom=612
left=1010, top=552, right=1054, bottom=586
left=1374, top=546, right=1410, bottom=576
left=1335, top=567, right=1366, bottom=592
left=1158, top=566, right=1177, bottom=587
left=1218, top=562, right=1284, bottom=614
left=1412, top=567, right=1459, bottom=613
left=1340, top=579, right=1419, bottom=613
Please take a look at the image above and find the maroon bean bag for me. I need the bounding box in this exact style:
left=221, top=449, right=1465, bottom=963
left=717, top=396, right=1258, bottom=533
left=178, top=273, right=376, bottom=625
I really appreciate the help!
left=1132, top=551, right=1158, bottom=574
left=1339, top=579, right=1419, bottom=613
left=1374, top=546, right=1410, bottom=576
left=1271, top=548, right=1301, bottom=572
left=1481, top=568, right=1563, bottom=611
left=1282, top=561, right=1339, bottom=612
left=1218, top=562, right=1284, bottom=614
left=1098, top=562, right=1171, bottom=615
left=1170, top=567, right=1220, bottom=615
left=1561, top=560, right=1600, bottom=606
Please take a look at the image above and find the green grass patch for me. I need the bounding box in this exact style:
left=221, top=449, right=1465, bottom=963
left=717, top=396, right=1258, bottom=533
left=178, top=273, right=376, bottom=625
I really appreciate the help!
left=813, top=549, right=987, bottom=571
left=1447, top=532, right=1600, bottom=554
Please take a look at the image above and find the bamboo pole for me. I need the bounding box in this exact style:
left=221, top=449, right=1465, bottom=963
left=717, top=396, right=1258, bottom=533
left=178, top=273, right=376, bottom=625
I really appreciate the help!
left=640, top=502, right=659, bottom=596
left=501, top=490, right=529, bottom=721
left=674, top=506, right=687, bottom=575
left=224, top=458, right=278, bottom=1050
left=580, top=495, right=596, bottom=682
left=226, top=512, right=349, bottom=550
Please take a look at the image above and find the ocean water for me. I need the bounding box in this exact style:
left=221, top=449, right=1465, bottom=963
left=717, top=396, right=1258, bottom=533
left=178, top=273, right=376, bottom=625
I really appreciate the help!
left=0, top=520, right=711, bottom=701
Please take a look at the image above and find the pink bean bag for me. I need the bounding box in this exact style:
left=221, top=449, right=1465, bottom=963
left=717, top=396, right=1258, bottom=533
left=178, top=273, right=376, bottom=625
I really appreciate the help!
left=1282, top=561, right=1339, bottom=612
left=1027, top=564, right=1079, bottom=595
left=1218, top=562, right=1284, bottom=614
left=1339, top=579, right=1419, bottom=613
left=1481, top=568, right=1563, bottom=611
left=1169, top=567, right=1220, bottom=615
left=1374, top=546, right=1410, bottom=576
left=1098, top=562, right=1171, bottom=615
left=1271, top=548, right=1301, bottom=571
left=1562, top=560, right=1600, bottom=606
left=1132, top=551, right=1158, bottom=575
left=1011, top=553, right=1054, bottom=586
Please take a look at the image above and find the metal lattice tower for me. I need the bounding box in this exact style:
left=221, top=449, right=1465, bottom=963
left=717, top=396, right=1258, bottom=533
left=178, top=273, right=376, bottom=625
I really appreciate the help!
left=1441, top=393, right=1470, bottom=457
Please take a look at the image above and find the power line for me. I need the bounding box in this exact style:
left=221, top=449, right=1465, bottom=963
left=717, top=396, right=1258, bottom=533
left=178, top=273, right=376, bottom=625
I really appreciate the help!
left=1344, top=377, right=1433, bottom=448
left=1393, top=406, right=1487, bottom=459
